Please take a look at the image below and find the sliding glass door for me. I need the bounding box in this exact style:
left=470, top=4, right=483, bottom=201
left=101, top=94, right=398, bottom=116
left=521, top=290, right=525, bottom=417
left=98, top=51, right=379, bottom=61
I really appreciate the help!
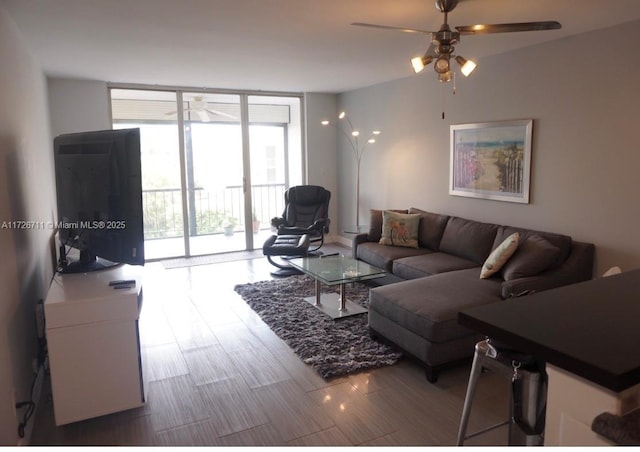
left=110, top=88, right=302, bottom=260
left=184, top=93, right=245, bottom=255
left=248, top=95, right=302, bottom=252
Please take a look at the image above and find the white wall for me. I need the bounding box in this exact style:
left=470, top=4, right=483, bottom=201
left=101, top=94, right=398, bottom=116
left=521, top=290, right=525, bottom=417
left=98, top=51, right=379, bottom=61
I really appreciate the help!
left=0, top=5, right=56, bottom=445
left=336, top=20, right=640, bottom=276
left=47, top=78, right=110, bottom=136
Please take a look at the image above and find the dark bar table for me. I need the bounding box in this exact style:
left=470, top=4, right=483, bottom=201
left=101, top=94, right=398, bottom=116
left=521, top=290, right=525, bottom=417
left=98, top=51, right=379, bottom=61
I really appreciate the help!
left=458, top=269, right=640, bottom=445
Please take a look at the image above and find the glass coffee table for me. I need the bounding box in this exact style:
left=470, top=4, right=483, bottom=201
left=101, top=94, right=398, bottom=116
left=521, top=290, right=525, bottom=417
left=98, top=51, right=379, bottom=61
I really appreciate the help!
left=288, top=254, right=386, bottom=319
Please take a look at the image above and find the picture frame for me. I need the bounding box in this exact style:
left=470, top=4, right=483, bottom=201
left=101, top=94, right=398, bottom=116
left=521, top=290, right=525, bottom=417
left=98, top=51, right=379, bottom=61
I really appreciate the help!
left=449, top=119, right=533, bottom=204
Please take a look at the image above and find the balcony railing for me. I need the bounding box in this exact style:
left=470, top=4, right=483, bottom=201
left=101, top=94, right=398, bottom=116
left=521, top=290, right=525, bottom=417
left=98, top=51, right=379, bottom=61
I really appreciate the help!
left=143, top=183, right=286, bottom=239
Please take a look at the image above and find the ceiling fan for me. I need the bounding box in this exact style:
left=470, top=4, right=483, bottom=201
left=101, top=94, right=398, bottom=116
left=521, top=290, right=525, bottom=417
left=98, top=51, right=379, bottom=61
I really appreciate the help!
left=352, top=0, right=561, bottom=82
left=165, top=96, right=237, bottom=122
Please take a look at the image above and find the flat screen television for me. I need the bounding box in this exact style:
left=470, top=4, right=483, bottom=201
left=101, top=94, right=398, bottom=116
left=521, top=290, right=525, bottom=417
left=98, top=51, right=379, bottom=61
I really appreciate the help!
left=53, top=128, right=144, bottom=273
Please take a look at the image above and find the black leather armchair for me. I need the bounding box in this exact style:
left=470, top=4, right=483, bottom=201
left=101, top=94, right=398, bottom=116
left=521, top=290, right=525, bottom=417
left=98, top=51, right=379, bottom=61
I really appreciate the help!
left=271, top=185, right=331, bottom=252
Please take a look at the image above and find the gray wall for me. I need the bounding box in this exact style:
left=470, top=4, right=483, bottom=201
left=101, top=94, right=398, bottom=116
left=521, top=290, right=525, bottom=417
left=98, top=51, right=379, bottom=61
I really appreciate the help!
left=0, top=6, right=57, bottom=445
left=304, top=93, right=338, bottom=237
left=336, top=19, right=640, bottom=276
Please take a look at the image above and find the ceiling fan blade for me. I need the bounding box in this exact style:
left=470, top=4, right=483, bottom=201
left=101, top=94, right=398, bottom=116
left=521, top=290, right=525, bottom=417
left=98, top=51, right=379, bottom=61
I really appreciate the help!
left=206, top=109, right=237, bottom=120
left=351, top=22, right=435, bottom=35
left=456, top=21, right=561, bottom=35
left=196, top=110, right=210, bottom=122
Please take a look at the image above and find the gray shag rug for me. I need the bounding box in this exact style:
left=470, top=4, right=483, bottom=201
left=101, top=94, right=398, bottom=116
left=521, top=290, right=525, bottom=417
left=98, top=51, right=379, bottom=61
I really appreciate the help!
left=234, top=275, right=402, bottom=379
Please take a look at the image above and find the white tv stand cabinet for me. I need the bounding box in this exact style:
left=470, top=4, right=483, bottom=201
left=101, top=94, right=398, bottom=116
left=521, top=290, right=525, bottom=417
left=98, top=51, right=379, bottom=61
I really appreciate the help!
left=44, top=264, right=147, bottom=426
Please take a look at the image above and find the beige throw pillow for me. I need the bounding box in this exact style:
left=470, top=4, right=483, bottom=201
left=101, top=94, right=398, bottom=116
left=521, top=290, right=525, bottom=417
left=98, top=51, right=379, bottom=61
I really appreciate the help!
left=480, top=232, right=520, bottom=279
left=379, top=210, right=421, bottom=248
left=368, top=209, right=408, bottom=242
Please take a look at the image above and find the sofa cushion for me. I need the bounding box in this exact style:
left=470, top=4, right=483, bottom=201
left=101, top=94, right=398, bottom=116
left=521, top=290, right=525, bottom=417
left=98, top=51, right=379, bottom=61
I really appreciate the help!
left=408, top=207, right=450, bottom=250
left=379, top=210, right=421, bottom=248
left=439, top=217, right=499, bottom=264
left=356, top=242, right=432, bottom=272
left=480, top=232, right=520, bottom=279
left=393, top=253, right=479, bottom=280
left=369, top=268, right=503, bottom=343
left=501, top=234, right=561, bottom=281
left=368, top=209, right=408, bottom=242
left=493, top=226, right=571, bottom=270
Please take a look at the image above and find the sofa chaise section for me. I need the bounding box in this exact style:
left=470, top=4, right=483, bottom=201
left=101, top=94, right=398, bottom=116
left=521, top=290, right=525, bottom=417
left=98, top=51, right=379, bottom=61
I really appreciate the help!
left=369, top=267, right=502, bottom=381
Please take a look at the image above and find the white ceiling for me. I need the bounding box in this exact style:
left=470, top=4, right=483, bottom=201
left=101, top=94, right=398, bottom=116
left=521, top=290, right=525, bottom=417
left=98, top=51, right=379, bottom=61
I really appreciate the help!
left=4, top=0, right=640, bottom=93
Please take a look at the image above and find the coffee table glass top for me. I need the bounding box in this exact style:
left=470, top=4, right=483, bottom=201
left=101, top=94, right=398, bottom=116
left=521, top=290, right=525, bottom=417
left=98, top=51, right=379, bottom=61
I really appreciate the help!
left=288, top=254, right=386, bottom=285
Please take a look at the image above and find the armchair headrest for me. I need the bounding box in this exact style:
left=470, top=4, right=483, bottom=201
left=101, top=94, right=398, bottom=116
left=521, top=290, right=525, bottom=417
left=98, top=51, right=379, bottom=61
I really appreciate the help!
left=285, top=185, right=331, bottom=207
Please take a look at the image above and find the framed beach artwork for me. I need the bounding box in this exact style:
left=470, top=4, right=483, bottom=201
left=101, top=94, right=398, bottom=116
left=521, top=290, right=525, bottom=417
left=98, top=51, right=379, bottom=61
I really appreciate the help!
left=449, top=119, right=533, bottom=204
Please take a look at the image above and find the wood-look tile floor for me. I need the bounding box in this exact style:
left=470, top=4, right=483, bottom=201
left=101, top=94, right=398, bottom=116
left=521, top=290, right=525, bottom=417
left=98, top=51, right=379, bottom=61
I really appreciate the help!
left=31, top=244, right=510, bottom=446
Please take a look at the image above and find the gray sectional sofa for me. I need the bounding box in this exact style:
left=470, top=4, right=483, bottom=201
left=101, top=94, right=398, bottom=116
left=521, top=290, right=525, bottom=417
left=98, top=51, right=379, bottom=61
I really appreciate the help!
left=353, top=208, right=595, bottom=382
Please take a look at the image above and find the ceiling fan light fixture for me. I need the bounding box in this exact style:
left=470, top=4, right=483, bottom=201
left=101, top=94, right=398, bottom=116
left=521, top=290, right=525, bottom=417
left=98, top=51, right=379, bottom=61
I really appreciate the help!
left=352, top=0, right=560, bottom=101
left=455, top=55, right=477, bottom=76
left=438, top=71, right=453, bottom=83
left=434, top=55, right=450, bottom=74
left=411, top=56, right=425, bottom=73
left=411, top=54, right=434, bottom=74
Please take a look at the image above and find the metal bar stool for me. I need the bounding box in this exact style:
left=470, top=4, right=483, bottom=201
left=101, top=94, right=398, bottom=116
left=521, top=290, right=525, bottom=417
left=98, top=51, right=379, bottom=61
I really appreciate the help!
left=457, top=339, right=546, bottom=446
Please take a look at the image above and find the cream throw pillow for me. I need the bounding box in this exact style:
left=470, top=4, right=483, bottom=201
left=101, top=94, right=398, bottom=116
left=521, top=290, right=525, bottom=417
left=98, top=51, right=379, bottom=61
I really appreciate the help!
left=379, top=210, right=421, bottom=248
left=480, top=232, right=520, bottom=279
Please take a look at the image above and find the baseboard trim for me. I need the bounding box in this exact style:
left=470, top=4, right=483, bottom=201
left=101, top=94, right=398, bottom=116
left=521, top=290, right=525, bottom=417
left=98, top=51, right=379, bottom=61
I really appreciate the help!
left=334, top=235, right=352, bottom=247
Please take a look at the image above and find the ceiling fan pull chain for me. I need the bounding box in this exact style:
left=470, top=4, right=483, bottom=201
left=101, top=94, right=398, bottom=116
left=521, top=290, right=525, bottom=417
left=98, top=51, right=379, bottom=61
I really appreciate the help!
left=452, top=71, right=457, bottom=95
left=441, top=84, right=446, bottom=120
